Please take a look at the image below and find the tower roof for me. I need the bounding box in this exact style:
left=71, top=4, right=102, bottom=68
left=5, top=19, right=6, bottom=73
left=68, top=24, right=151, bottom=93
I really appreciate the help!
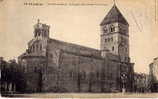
left=100, top=4, right=129, bottom=26
left=34, top=19, right=50, bottom=29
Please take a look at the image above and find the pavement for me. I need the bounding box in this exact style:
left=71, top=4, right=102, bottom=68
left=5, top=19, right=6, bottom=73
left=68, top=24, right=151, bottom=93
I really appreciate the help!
left=1, top=93, right=158, bottom=98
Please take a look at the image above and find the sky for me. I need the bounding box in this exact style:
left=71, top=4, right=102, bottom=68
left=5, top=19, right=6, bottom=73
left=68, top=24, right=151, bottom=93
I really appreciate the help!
left=0, top=0, right=158, bottom=74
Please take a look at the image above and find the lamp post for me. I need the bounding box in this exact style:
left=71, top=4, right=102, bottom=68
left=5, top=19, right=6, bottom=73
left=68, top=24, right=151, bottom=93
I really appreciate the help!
left=121, top=72, right=127, bottom=93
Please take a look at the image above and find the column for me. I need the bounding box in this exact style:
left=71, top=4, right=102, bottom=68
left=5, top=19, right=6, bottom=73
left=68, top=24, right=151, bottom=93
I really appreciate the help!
left=9, top=83, right=12, bottom=91
left=5, top=82, right=8, bottom=91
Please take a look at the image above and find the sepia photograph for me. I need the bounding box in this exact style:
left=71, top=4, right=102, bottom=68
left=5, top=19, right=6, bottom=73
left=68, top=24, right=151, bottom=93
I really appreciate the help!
left=0, top=0, right=158, bottom=98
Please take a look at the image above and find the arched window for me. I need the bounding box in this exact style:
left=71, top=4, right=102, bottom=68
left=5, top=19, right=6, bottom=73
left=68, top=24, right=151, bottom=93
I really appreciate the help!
left=44, top=31, right=48, bottom=37
left=96, top=71, right=99, bottom=79
left=31, top=46, right=32, bottom=52
left=40, top=44, right=42, bottom=51
left=49, top=54, right=53, bottom=58
left=111, top=37, right=113, bottom=42
left=108, top=38, right=110, bottom=42
left=32, top=45, right=34, bottom=52
left=69, top=71, right=73, bottom=78
left=34, top=67, right=37, bottom=72
left=36, top=44, right=38, bottom=51
left=38, top=32, right=40, bottom=36
left=112, top=46, right=114, bottom=51
left=105, top=39, right=107, bottom=42
left=83, top=71, right=86, bottom=80
left=35, top=32, right=37, bottom=37
left=110, top=25, right=115, bottom=32
left=34, top=29, right=38, bottom=37
left=125, top=47, right=128, bottom=52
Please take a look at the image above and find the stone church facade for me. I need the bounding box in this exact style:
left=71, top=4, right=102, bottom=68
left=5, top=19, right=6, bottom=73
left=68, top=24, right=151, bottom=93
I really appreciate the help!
left=18, top=4, right=134, bottom=93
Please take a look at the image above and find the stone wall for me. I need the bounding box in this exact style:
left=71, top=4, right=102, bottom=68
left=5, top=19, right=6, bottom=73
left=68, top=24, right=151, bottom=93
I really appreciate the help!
left=61, top=51, right=104, bottom=92
left=19, top=56, right=46, bottom=73
left=41, top=39, right=134, bottom=92
left=23, top=72, right=41, bottom=93
left=42, top=49, right=105, bottom=92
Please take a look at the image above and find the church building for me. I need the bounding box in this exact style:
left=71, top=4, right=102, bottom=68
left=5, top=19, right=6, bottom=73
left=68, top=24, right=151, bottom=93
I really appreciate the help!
left=18, top=4, right=134, bottom=93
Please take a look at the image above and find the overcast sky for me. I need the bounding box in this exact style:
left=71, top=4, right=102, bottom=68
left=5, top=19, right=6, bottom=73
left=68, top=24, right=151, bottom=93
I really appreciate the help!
left=0, top=0, right=158, bottom=74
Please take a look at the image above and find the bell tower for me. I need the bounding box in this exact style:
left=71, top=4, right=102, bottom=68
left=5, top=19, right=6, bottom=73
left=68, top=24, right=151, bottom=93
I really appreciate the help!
left=100, top=4, right=130, bottom=62
left=27, top=19, right=50, bottom=54
left=33, top=19, right=50, bottom=39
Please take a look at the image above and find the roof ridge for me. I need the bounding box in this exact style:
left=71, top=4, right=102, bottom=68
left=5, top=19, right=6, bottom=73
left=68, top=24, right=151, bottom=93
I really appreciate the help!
left=49, top=38, right=100, bottom=51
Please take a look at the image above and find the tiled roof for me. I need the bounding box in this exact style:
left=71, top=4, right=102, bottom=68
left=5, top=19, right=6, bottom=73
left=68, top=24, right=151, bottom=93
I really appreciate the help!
left=100, top=4, right=128, bottom=26
left=49, top=39, right=102, bottom=59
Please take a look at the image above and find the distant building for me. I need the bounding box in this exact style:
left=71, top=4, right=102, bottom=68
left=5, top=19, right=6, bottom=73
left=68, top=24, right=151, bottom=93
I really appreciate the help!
left=0, top=58, right=18, bottom=93
left=18, top=4, right=134, bottom=93
left=149, top=57, right=158, bottom=92
left=133, top=73, right=150, bottom=92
